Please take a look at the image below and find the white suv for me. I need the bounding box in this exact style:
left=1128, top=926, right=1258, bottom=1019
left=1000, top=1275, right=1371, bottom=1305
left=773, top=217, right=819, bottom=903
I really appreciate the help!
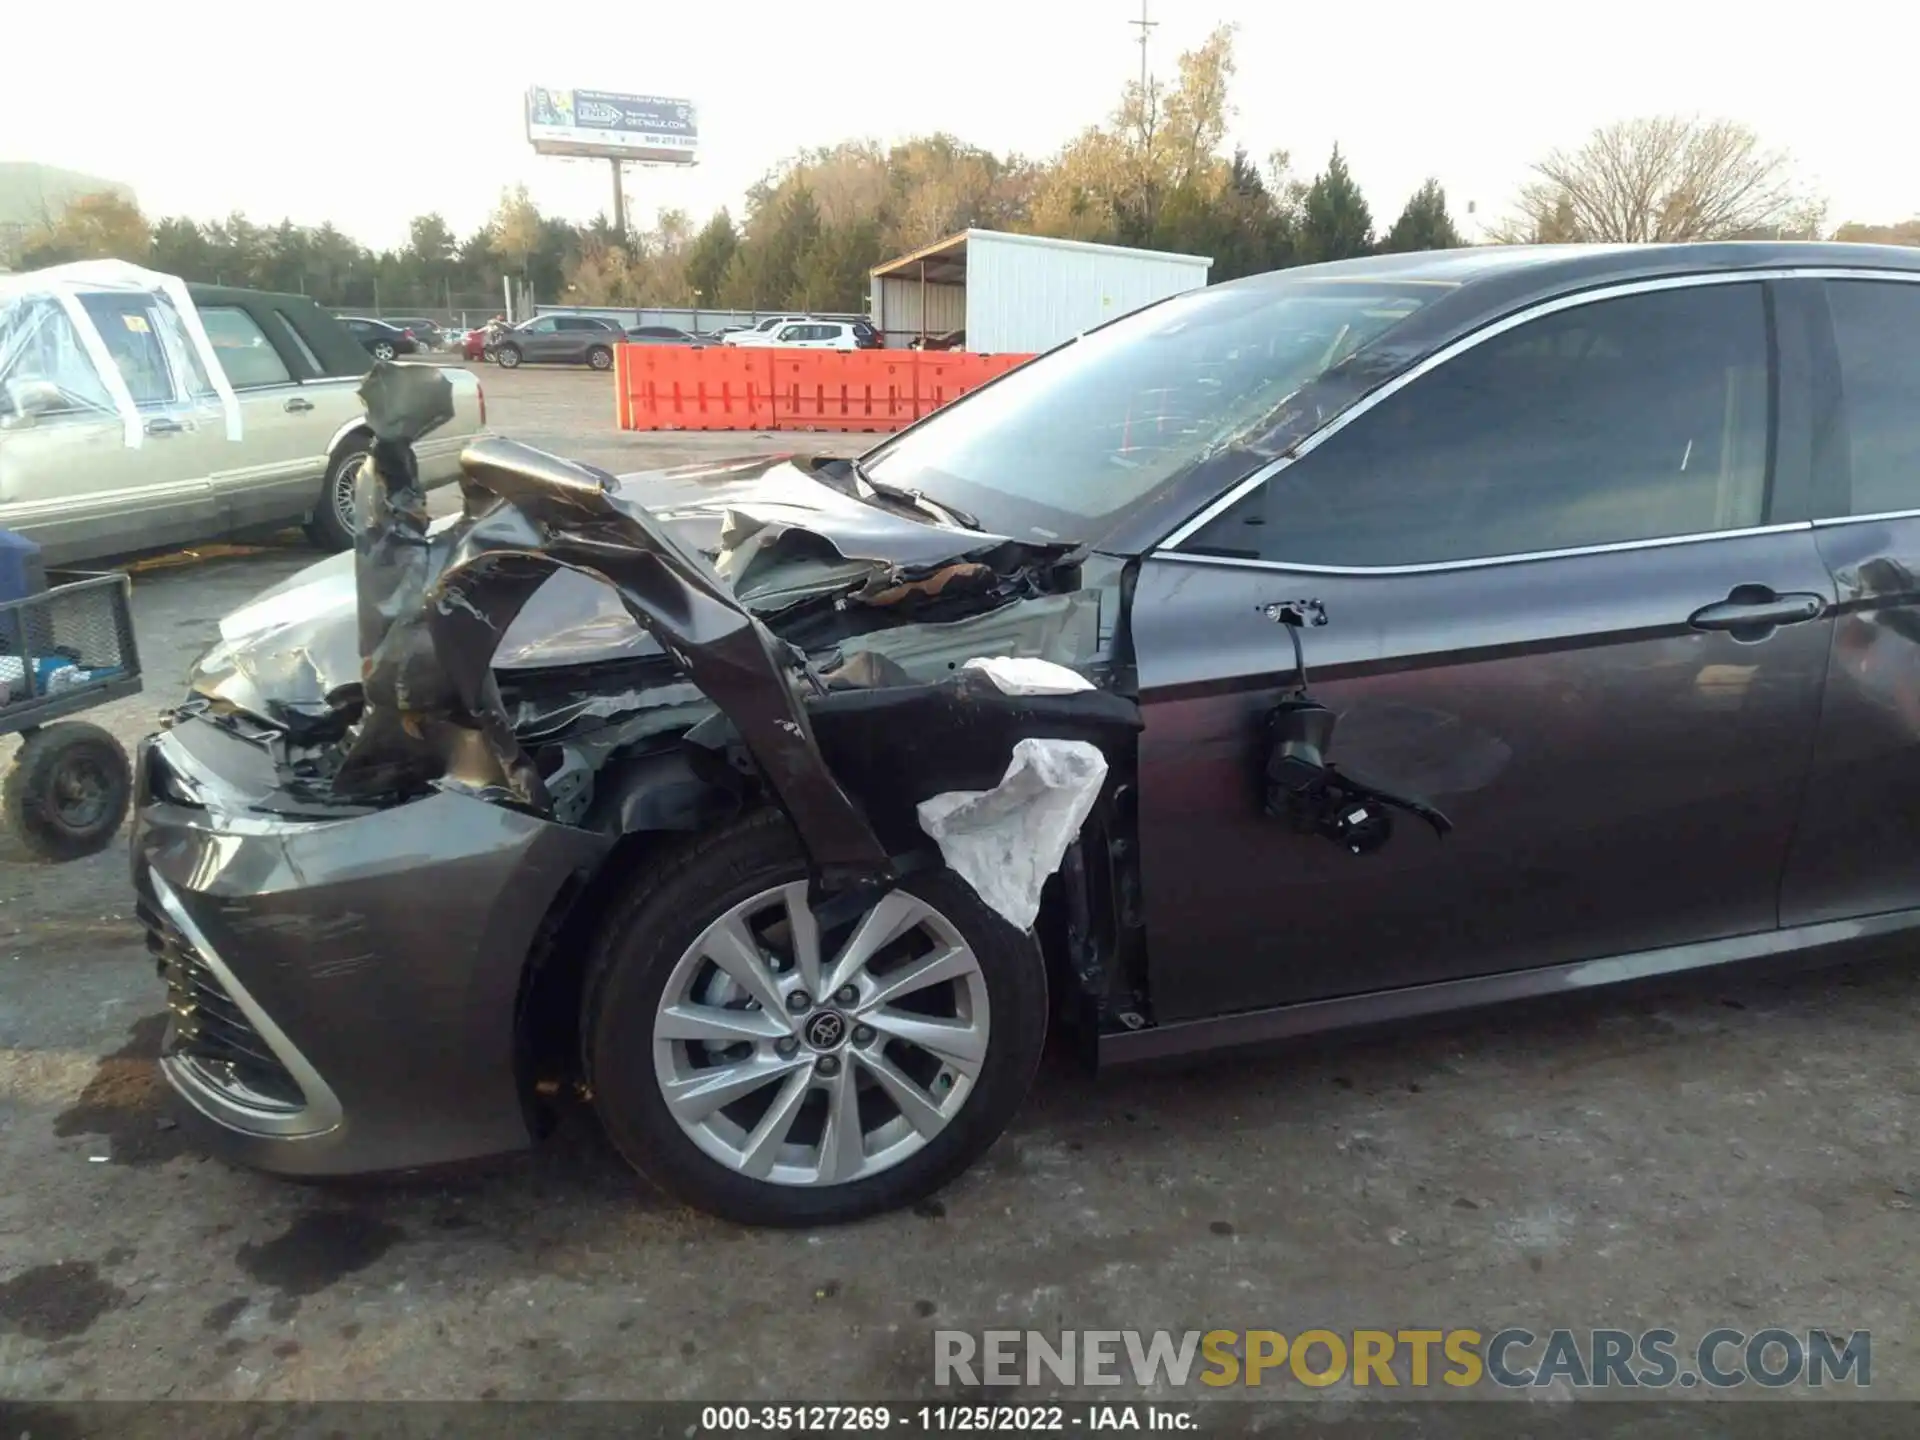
left=767, top=320, right=883, bottom=351
left=721, top=315, right=812, bottom=347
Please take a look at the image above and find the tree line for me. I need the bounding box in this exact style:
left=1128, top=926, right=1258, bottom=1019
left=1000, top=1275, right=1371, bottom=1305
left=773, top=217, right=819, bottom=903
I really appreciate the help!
left=9, top=24, right=1911, bottom=315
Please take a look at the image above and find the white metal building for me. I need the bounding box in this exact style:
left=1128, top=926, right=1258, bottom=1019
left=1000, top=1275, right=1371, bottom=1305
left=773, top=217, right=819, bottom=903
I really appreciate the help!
left=869, top=229, right=1211, bottom=354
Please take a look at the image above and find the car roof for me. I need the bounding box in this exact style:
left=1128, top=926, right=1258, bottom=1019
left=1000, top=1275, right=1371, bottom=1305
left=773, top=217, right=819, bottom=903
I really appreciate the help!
left=1205, top=241, right=1920, bottom=382
left=181, top=283, right=374, bottom=377
left=1217, top=240, right=1920, bottom=293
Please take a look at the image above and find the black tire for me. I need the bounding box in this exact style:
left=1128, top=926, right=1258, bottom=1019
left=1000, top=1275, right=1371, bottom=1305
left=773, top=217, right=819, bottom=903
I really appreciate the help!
left=583, top=810, right=1048, bottom=1226
left=3, top=722, right=132, bottom=863
left=305, top=438, right=371, bottom=551
left=371, top=341, right=397, bottom=362
left=586, top=345, right=613, bottom=371
left=496, top=343, right=522, bottom=369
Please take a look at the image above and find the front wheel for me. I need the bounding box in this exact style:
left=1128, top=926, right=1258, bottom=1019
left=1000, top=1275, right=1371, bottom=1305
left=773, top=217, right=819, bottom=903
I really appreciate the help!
left=495, top=343, right=522, bottom=369
left=586, top=345, right=613, bottom=371
left=3, top=722, right=132, bottom=862
left=583, top=810, right=1048, bottom=1226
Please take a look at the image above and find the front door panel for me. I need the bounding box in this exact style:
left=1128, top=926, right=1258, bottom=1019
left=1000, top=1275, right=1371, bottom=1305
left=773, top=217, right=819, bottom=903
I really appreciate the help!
left=1130, top=531, right=1835, bottom=1023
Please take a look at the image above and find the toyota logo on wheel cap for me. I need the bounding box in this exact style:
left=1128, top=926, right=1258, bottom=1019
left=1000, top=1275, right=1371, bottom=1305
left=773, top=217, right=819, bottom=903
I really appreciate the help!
left=804, top=1010, right=848, bottom=1051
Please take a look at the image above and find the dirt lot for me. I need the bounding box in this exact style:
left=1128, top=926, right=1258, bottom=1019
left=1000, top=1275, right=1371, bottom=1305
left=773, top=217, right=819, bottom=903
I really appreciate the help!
left=2, top=361, right=1918, bottom=1409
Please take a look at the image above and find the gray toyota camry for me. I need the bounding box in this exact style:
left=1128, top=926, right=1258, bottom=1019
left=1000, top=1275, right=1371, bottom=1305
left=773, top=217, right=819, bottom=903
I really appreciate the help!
left=135, top=241, right=1920, bottom=1225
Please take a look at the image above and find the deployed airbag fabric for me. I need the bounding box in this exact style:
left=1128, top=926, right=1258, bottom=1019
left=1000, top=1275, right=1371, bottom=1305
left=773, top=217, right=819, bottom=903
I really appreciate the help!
left=916, top=738, right=1109, bottom=931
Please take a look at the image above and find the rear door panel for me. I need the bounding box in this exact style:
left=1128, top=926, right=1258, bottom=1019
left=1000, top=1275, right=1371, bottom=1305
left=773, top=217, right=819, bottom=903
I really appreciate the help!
left=1780, top=274, right=1920, bottom=926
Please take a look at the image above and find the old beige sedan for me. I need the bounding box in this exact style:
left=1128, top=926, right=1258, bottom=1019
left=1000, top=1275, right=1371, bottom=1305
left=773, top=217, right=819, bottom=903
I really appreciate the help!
left=0, top=263, right=484, bottom=564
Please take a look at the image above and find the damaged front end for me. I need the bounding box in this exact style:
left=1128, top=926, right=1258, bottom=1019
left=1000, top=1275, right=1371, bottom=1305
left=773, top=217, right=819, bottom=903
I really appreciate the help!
left=161, top=364, right=1150, bottom=1067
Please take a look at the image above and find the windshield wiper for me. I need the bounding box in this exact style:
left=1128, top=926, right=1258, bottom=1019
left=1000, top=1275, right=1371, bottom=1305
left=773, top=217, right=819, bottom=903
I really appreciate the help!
left=850, top=458, right=979, bottom=531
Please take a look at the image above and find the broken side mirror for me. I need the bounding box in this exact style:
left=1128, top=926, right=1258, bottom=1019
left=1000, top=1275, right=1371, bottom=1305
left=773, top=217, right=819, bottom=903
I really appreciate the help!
left=1258, top=600, right=1454, bottom=855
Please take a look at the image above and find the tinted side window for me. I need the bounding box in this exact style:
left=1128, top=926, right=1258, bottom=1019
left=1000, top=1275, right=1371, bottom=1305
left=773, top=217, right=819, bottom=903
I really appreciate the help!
left=198, top=307, right=293, bottom=387
left=1185, top=284, right=1772, bottom=567
left=269, top=310, right=325, bottom=374
left=1825, top=280, right=1920, bottom=517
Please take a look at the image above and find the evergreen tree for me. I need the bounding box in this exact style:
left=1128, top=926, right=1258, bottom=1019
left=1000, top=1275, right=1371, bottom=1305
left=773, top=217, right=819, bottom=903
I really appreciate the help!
left=1382, top=179, right=1464, bottom=252
left=1298, top=146, right=1374, bottom=263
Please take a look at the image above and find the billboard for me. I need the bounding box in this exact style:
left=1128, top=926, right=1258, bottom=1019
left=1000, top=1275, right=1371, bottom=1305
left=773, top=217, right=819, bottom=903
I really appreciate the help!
left=525, top=88, right=698, bottom=164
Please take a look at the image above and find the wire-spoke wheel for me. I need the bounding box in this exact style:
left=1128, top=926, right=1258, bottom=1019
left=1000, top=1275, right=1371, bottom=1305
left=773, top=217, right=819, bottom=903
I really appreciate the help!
left=584, top=810, right=1047, bottom=1225
left=306, top=440, right=371, bottom=551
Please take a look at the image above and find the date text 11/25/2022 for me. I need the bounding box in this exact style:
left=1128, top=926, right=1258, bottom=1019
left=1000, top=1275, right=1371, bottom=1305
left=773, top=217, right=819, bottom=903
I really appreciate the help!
left=698, top=1405, right=1195, bottom=1432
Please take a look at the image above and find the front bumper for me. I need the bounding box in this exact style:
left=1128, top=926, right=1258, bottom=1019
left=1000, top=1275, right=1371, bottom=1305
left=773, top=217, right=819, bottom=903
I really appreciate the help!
left=131, top=719, right=609, bottom=1176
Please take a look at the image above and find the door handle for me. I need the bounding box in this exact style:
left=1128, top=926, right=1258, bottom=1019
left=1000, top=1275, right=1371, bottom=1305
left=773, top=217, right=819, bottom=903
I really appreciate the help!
left=284, top=397, right=314, bottom=413
left=144, top=417, right=183, bottom=436
left=1688, top=585, right=1826, bottom=638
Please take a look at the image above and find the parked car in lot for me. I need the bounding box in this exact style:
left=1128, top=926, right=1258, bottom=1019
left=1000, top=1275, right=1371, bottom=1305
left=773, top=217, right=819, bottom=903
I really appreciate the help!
left=0, top=264, right=486, bottom=561
left=767, top=319, right=884, bottom=351
left=339, top=316, right=418, bottom=361
left=134, top=241, right=1920, bottom=1227
left=380, top=316, right=446, bottom=350
left=722, top=315, right=812, bottom=347
left=493, top=314, right=624, bottom=370
left=909, top=328, right=965, bottom=351
left=624, top=324, right=702, bottom=346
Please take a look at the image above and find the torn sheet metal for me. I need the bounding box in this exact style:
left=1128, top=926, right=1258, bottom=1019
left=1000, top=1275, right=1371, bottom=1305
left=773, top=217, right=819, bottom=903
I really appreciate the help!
left=338, top=362, right=889, bottom=889
left=917, top=738, right=1110, bottom=931
left=0, top=259, right=241, bottom=447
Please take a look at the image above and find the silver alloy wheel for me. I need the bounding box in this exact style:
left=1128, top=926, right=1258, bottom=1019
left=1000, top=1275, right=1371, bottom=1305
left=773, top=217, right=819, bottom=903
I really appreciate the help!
left=652, top=882, right=990, bottom=1187
left=332, top=451, right=369, bottom=536
left=588, top=347, right=612, bottom=370
left=372, top=341, right=396, bottom=361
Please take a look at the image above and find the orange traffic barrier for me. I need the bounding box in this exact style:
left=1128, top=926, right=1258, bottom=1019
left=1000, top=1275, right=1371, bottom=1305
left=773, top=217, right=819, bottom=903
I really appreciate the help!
left=624, top=345, right=773, bottom=431
left=769, top=352, right=919, bottom=432
left=616, top=346, right=1031, bottom=433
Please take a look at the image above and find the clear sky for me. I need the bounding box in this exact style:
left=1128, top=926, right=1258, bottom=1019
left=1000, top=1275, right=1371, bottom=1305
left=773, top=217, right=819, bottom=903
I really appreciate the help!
left=4, top=0, right=1910, bottom=249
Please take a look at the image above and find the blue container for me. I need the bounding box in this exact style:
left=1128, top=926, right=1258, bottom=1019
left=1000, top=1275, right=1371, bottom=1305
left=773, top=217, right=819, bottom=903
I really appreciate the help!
left=0, top=529, right=45, bottom=605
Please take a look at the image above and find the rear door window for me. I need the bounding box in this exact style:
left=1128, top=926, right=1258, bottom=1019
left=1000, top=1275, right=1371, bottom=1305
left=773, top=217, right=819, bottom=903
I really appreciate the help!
left=1824, top=279, right=1920, bottom=518
left=197, top=306, right=294, bottom=388
left=1184, top=282, right=1773, bottom=567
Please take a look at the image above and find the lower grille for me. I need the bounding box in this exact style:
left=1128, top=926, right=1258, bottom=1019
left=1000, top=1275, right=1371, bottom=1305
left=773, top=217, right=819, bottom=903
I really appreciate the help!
left=138, top=890, right=304, bottom=1113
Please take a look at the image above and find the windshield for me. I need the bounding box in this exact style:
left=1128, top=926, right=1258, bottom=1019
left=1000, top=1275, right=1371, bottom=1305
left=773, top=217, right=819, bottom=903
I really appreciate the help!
left=862, top=277, right=1445, bottom=542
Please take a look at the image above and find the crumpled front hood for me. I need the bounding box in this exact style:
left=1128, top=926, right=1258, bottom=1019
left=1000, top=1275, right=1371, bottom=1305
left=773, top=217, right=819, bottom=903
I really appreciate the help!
left=190, top=453, right=1016, bottom=719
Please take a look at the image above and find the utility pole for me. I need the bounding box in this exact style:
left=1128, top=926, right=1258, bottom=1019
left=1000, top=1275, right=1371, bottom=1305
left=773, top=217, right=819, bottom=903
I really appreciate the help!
left=1129, top=0, right=1157, bottom=95
left=610, top=158, right=627, bottom=240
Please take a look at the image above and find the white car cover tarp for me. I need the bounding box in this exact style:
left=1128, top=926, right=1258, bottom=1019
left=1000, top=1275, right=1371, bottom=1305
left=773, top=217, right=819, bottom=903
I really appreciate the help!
left=0, top=259, right=241, bottom=448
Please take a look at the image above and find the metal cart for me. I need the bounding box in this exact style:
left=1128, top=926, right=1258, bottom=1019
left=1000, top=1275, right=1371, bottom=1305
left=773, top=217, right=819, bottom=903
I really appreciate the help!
left=0, top=571, right=143, bottom=861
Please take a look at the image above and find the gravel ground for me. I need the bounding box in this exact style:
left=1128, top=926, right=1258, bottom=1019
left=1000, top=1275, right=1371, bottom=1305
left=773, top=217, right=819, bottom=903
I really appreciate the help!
left=1, top=361, right=1916, bottom=1412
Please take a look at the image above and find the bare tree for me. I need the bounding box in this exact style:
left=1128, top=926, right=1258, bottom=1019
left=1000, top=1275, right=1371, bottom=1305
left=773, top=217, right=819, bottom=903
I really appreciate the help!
left=1494, top=117, right=1813, bottom=244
